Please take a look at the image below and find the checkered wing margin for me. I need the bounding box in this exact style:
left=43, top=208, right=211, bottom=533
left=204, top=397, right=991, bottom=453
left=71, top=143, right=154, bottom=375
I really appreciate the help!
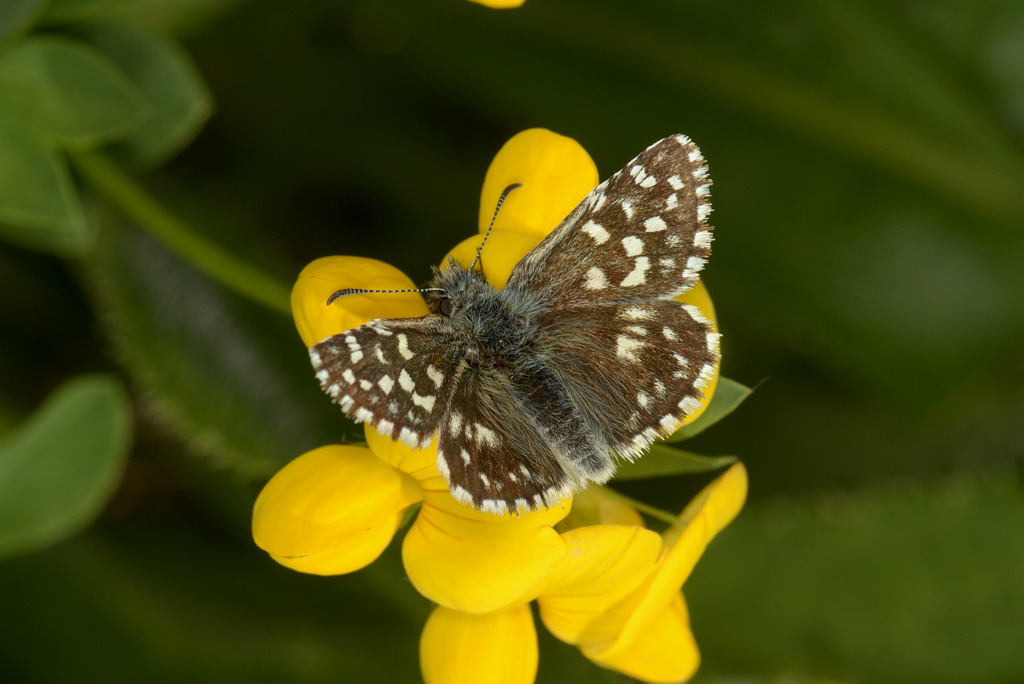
left=309, top=317, right=458, bottom=449
left=507, top=134, right=712, bottom=307
left=534, top=298, right=721, bottom=460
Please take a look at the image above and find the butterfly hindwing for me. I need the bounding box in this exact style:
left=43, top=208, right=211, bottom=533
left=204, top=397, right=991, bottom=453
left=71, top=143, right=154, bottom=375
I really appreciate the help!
left=534, top=298, right=720, bottom=459
left=310, top=316, right=459, bottom=449
left=507, top=134, right=712, bottom=307
left=435, top=363, right=580, bottom=514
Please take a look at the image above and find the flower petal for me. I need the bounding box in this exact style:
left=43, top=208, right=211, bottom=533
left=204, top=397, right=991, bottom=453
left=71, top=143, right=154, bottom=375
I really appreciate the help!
left=252, top=445, right=422, bottom=575
left=480, top=128, right=598, bottom=240
left=583, top=463, right=747, bottom=661
left=403, top=488, right=571, bottom=613
left=420, top=604, right=537, bottom=684
left=468, top=0, right=526, bottom=8
left=292, top=256, right=429, bottom=348
left=444, top=230, right=541, bottom=290
left=364, top=423, right=438, bottom=481
left=583, top=593, right=699, bottom=684
left=536, top=524, right=662, bottom=646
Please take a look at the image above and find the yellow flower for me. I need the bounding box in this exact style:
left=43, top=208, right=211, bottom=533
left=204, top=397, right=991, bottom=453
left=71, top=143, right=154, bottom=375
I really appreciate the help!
left=468, top=0, right=526, bottom=8
left=419, top=464, right=748, bottom=684
left=254, top=128, right=732, bottom=683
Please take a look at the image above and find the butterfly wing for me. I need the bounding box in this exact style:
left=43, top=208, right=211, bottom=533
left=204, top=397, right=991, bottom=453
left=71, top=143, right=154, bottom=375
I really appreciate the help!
left=435, top=362, right=592, bottom=515
left=535, top=298, right=720, bottom=460
left=507, top=134, right=712, bottom=307
left=310, top=316, right=460, bottom=449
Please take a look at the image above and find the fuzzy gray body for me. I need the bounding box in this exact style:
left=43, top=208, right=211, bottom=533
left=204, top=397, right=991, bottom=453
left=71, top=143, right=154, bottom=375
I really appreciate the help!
left=311, top=134, right=720, bottom=514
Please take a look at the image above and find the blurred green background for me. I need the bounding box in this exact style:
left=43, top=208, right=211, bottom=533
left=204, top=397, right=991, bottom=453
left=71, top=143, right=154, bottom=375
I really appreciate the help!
left=1, top=0, right=1022, bottom=682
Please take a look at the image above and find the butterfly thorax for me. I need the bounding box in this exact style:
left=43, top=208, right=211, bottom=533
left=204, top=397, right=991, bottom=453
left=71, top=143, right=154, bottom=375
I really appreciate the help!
left=430, top=259, right=541, bottom=370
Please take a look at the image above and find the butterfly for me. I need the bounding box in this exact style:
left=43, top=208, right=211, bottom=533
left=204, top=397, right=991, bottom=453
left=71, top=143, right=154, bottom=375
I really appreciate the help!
left=310, top=134, right=719, bottom=515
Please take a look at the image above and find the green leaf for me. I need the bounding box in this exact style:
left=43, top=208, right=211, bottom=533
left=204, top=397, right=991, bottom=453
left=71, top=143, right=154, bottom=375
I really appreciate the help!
left=0, top=375, right=132, bottom=559
left=614, top=443, right=736, bottom=481
left=663, top=376, right=753, bottom=442
left=0, top=0, right=46, bottom=45
left=83, top=212, right=342, bottom=479
left=0, top=106, right=89, bottom=254
left=86, top=23, right=213, bottom=167
left=0, top=35, right=143, bottom=150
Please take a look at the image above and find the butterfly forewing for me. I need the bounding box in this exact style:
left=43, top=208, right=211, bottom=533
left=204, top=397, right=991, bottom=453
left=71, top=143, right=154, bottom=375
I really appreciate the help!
left=310, top=316, right=459, bottom=448
left=507, top=134, right=712, bottom=307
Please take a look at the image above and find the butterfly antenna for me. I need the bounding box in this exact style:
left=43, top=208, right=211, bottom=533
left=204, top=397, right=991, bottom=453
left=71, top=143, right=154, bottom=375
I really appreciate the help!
left=469, top=182, right=522, bottom=272
left=326, top=286, right=446, bottom=306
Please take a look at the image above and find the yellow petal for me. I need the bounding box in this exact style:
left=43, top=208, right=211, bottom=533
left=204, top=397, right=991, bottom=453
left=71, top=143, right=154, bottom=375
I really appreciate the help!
left=479, top=129, right=598, bottom=240
left=585, top=463, right=747, bottom=661
left=583, top=593, right=699, bottom=684
left=364, top=423, right=438, bottom=481
left=444, top=230, right=541, bottom=290
left=292, top=256, right=429, bottom=348
left=403, top=489, right=571, bottom=613
left=252, top=445, right=422, bottom=575
left=468, top=0, right=525, bottom=8
left=421, top=604, right=537, bottom=684
left=536, top=524, right=662, bottom=646
left=675, top=280, right=720, bottom=427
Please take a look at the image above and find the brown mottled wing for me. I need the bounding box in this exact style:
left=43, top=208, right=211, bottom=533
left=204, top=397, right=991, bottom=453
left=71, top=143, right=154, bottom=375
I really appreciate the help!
left=507, top=134, right=713, bottom=307
left=435, top=362, right=588, bottom=515
left=310, top=316, right=460, bottom=449
left=535, top=298, right=720, bottom=461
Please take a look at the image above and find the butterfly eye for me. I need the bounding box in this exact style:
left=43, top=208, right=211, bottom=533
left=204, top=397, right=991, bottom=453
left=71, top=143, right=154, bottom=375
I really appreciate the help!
left=438, top=295, right=452, bottom=317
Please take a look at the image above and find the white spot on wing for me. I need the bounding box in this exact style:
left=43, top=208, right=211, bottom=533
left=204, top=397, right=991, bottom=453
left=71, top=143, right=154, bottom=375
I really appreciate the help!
left=694, top=230, right=713, bottom=248
left=621, top=306, right=652, bottom=320
left=621, top=235, right=644, bottom=256
left=667, top=175, right=684, bottom=190
left=639, top=175, right=656, bottom=188
left=582, top=220, right=610, bottom=244
left=378, top=375, right=395, bottom=395
left=412, top=392, right=436, bottom=412
left=426, top=364, right=444, bottom=388
left=679, top=395, right=703, bottom=415
left=342, top=369, right=356, bottom=384
left=585, top=267, right=609, bottom=290
left=621, top=199, right=635, bottom=219
left=616, top=335, right=644, bottom=362
left=474, top=424, right=499, bottom=447
left=620, top=257, right=650, bottom=287
left=397, top=334, right=414, bottom=360
left=398, top=369, right=416, bottom=393
left=644, top=216, right=667, bottom=232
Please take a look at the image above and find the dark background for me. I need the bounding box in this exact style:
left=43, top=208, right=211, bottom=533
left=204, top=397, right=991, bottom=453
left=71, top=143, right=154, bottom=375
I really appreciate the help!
left=1, top=0, right=1022, bottom=682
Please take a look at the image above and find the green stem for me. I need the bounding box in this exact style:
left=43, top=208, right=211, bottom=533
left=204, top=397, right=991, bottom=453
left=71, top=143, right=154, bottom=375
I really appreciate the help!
left=69, top=151, right=292, bottom=316
left=601, top=488, right=682, bottom=527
